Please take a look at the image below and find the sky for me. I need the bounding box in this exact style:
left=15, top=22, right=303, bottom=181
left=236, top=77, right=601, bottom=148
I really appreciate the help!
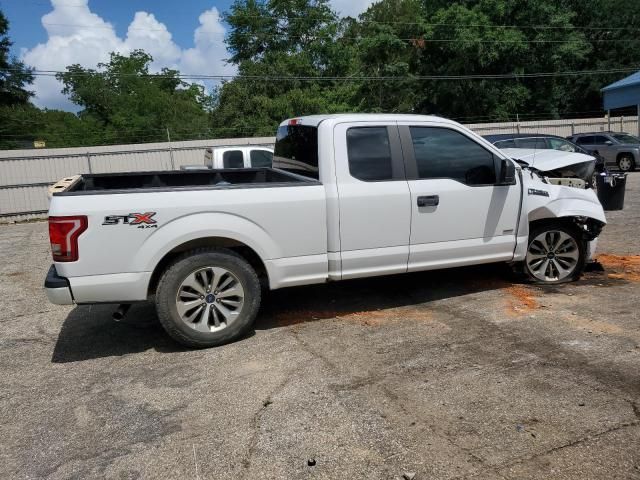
left=1, top=0, right=375, bottom=111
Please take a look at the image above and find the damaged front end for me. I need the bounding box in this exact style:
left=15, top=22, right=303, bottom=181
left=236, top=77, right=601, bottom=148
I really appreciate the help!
left=503, top=148, right=597, bottom=189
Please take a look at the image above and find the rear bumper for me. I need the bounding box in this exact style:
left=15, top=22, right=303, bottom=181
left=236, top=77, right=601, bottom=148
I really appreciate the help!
left=44, top=265, right=74, bottom=305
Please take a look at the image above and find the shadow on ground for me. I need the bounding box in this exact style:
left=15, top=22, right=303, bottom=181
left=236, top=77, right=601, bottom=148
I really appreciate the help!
left=52, top=263, right=523, bottom=363
left=51, top=303, right=186, bottom=363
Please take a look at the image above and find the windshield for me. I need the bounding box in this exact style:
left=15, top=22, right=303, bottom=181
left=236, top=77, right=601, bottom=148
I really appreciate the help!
left=612, top=134, right=640, bottom=144
left=273, top=125, right=319, bottom=179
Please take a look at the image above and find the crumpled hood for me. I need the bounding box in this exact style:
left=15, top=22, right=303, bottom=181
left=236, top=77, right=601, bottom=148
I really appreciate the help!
left=502, top=148, right=595, bottom=172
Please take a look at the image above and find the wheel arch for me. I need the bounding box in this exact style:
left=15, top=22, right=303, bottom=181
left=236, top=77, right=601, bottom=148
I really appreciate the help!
left=148, top=237, right=268, bottom=296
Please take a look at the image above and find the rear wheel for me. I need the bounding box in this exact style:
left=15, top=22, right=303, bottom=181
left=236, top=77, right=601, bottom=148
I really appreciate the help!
left=524, top=223, right=586, bottom=284
left=155, top=248, right=261, bottom=348
left=617, top=154, right=635, bottom=172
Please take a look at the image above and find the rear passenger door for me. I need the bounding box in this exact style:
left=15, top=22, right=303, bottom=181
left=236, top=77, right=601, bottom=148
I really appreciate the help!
left=398, top=123, right=521, bottom=271
left=334, top=122, right=411, bottom=279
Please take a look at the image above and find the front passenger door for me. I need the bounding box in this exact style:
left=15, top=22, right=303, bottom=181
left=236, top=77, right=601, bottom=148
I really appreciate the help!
left=398, top=124, right=521, bottom=272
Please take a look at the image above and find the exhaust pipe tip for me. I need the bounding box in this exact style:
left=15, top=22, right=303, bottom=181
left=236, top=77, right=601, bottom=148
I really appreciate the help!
left=113, top=304, right=132, bottom=322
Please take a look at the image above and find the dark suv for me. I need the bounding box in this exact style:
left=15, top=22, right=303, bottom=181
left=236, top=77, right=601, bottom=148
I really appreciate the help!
left=567, top=132, right=640, bottom=172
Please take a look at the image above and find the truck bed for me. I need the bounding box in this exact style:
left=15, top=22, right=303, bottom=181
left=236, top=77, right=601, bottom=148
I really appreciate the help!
left=53, top=168, right=317, bottom=196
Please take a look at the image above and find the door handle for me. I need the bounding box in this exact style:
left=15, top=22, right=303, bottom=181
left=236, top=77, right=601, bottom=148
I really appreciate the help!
left=417, top=195, right=439, bottom=207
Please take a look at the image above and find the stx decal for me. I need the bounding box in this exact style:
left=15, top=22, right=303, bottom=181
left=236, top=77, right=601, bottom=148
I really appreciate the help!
left=103, top=212, right=158, bottom=228
left=130, top=213, right=157, bottom=225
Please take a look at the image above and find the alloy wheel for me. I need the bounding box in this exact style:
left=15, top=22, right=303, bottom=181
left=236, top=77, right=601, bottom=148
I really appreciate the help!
left=526, top=230, right=580, bottom=282
left=175, top=267, right=245, bottom=332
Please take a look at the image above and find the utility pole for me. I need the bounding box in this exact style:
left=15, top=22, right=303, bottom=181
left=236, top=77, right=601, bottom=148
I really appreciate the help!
left=166, top=127, right=175, bottom=170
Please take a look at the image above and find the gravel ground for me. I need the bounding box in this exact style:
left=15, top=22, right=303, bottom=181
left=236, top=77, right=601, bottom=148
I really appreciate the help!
left=1, top=175, right=639, bottom=480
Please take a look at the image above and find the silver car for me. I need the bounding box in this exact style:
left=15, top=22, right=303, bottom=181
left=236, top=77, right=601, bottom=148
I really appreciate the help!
left=568, top=132, right=640, bottom=172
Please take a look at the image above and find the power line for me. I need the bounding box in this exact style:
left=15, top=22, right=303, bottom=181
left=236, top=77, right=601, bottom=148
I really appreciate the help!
left=15, top=66, right=639, bottom=81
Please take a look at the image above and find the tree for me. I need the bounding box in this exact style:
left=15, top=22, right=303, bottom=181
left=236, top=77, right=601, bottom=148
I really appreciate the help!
left=213, top=0, right=358, bottom=137
left=0, top=9, right=34, bottom=106
left=56, top=50, right=213, bottom=144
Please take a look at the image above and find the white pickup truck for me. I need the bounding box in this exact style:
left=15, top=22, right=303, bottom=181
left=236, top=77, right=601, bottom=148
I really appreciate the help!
left=45, top=114, right=606, bottom=347
left=203, top=146, right=273, bottom=169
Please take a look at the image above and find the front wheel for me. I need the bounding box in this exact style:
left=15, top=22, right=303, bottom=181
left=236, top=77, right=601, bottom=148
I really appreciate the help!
left=524, top=223, right=586, bottom=284
left=155, top=248, right=261, bottom=348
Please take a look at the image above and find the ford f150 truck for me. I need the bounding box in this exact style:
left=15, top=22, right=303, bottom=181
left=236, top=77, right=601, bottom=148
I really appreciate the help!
left=45, top=114, right=606, bottom=347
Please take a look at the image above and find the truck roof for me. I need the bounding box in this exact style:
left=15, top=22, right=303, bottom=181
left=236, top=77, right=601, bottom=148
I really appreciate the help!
left=279, top=113, right=458, bottom=128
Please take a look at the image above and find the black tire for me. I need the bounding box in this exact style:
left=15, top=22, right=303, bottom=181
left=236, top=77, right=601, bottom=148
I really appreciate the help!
left=617, top=154, right=635, bottom=172
left=523, top=222, right=586, bottom=285
left=155, top=248, right=261, bottom=348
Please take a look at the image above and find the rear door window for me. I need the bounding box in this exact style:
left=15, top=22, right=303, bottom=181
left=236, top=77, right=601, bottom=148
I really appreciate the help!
left=250, top=149, right=273, bottom=168
left=493, top=139, right=516, bottom=149
left=273, top=125, right=319, bottom=179
left=515, top=138, right=547, bottom=149
left=576, top=136, right=594, bottom=145
left=346, top=127, right=393, bottom=181
left=548, top=138, right=577, bottom=152
left=222, top=150, right=245, bottom=168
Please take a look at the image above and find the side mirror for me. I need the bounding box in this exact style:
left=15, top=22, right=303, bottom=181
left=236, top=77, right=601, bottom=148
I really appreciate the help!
left=498, top=159, right=517, bottom=185
left=604, top=140, right=613, bottom=146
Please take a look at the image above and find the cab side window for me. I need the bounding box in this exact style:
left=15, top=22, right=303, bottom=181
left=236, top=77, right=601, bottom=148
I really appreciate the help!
left=548, top=138, right=577, bottom=152
left=346, top=127, right=393, bottom=181
left=410, top=127, right=497, bottom=185
left=250, top=150, right=273, bottom=168
left=223, top=150, right=244, bottom=168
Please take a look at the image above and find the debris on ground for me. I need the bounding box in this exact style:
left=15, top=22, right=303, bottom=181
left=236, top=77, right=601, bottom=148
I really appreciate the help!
left=597, top=254, right=640, bottom=282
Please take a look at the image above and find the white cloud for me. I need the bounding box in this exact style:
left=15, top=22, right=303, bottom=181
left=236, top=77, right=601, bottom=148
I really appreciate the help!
left=22, top=0, right=233, bottom=110
left=179, top=8, right=234, bottom=78
left=330, top=0, right=376, bottom=18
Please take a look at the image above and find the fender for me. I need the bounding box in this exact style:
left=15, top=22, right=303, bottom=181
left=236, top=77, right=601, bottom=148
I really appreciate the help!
left=523, top=171, right=607, bottom=224
left=136, top=212, right=279, bottom=273
left=513, top=171, right=606, bottom=261
left=528, top=196, right=607, bottom=224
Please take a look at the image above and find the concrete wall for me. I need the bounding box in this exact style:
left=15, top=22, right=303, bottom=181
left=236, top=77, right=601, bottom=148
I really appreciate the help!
left=0, top=137, right=275, bottom=220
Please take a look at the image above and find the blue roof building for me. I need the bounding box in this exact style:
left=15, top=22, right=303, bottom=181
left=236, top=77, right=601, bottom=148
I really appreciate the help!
left=602, top=71, right=640, bottom=136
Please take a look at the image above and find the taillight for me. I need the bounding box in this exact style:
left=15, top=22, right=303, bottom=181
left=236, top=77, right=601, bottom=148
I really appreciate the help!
left=48, top=216, right=88, bottom=262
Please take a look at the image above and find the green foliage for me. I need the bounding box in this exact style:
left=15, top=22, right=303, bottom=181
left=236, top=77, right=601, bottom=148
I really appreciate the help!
left=0, top=10, right=34, bottom=107
left=3, top=0, right=640, bottom=149
left=56, top=50, right=213, bottom=144
left=213, top=0, right=360, bottom=136
left=214, top=0, right=640, bottom=135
